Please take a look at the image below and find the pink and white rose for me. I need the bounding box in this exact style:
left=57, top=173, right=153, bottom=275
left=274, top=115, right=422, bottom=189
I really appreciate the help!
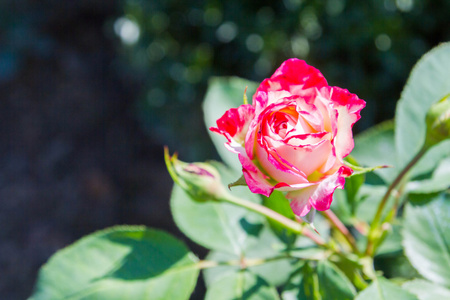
left=210, top=59, right=365, bottom=216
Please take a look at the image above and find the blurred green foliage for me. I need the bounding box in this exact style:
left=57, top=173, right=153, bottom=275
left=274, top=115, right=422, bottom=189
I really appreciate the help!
left=115, top=0, right=449, bottom=159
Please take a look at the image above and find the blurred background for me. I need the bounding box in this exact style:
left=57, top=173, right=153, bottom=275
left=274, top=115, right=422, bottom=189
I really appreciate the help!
left=0, top=0, right=449, bottom=298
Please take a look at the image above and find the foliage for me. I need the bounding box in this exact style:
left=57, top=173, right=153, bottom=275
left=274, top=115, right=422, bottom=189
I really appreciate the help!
left=29, top=43, right=450, bottom=299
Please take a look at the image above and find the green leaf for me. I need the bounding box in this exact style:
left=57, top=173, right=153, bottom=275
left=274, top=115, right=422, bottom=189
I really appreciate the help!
left=202, top=251, right=240, bottom=288
left=402, top=192, right=450, bottom=288
left=245, top=230, right=296, bottom=287
left=344, top=157, right=390, bottom=177
left=352, top=120, right=397, bottom=183
left=316, top=260, right=356, bottom=300
left=203, top=77, right=259, bottom=171
left=395, top=42, right=450, bottom=169
left=29, top=226, right=199, bottom=300
left=282, top=260, right=356, bottom=300
left=281, top=262, right=317, bottom=300
left=409, top=140, right=450, bottom=179
left=355, top=277, right=418, bottom=300
left=331, top=189, right=353, bottom=225
left=344, top=173, right=365, bottom=215
left=170, top=161, right=263, bottom=255
left=355, top=185, right=389, bottom=223
left=205, top=271, right=280, bottom=300
left=263, top=191, right=297, bottom=245
left=375, top=224, right=403, bottom=256
left=407, top=157, right=450, bottom=194
left=203, top=227, right=296, bottom=288
left=402, top=279, right=450, bottom=300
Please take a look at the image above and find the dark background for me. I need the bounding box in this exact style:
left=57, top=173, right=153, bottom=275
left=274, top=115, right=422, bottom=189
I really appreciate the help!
left=0, top=0, right=448, bottom=299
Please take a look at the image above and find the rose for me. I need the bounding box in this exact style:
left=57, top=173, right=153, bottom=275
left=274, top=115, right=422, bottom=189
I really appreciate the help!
left=210, top=59, right=365, bottom=216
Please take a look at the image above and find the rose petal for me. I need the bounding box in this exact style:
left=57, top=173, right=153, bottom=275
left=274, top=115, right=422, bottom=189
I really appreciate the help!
left=319, top=86, right=366, bottom=159
left=310, top=165, right=351, bottom=211
left=210, top=104, right=255, bottom=144
left=269, top=137, right=333, bottom=177
left=288, top=186, right=316, bottom=216
left=238, top=153, right=274, bottom=196
left=287, top=165, right=351, bottom=216
left=254, top=139, right=308, bottom=184
left=269, top=59, right=328, bottom=91
left=253, top=59, right=328, bottom=113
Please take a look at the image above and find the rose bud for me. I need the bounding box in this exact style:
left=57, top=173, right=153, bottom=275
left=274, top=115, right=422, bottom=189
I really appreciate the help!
left=424, top=94, right=450, bottom=149
left=210, top=59, right=365, bottom=216
left=164, top=147, right=228, bottom=202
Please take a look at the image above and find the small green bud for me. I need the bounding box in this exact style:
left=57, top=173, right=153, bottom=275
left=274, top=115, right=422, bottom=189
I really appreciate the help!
left=424, top=94, right=450, bottom=149
left=164, top=147, right=228, bottom=202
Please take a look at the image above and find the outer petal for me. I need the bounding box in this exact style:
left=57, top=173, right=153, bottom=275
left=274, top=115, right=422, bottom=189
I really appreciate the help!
left=260, top=59, right=328, bottom=93
left=318, top=86, right=366, bottom=160
left=252, top=59, right=328, bottom=113
left=287, top=165, right=352, bottom=216
left=288, top=186, right=316, bottom=216
left=238, top=153, right=274, bottom=196
left=210, top=104, right=255, bottom=144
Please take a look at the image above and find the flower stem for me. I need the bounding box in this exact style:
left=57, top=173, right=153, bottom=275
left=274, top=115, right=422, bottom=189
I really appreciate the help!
left=365, top=147, right=426, bottom=256
left=219, top=194, right=304, bottom=234
left=321, top=210, right=360, bottom=254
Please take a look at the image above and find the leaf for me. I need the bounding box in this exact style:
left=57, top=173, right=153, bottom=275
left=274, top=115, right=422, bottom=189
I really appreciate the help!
left=344, top=173, right=365, bottom=215
left=355, top=277, right=418, bottom=300
left=344, top=159, right=390, bottom=177
left=170, top=161, right=263, bottom=255
left=355, top=185, right=389, bottom=223
left=281, top=263, right=314, bottom=300
left=29, top=226, right=199, bottom=300
left=409, top=140, right=450, bottom=178
left=407, top=157, right=450, bottom=194
left=395, top=42, right=450, bottom=169
left=402, top=279, right=450, bottom=300
left=282, top=261, right=356, bottom=300
left=203, top=77, right=259, bottom=171
left=316, top=260, right=356, bottom=300
left=375, top=224, right=403, bottom=256
left=331, top=189, right=354, bottom=225
left=402, top=192, right=450, bottom=288
left=202, top=251, right=240, bottom=288
left=263, top=191, right=297, bottom=245
left=203, top=227, right=296, bottom=288
left=331, top=157, right=368, bottom=224
left=351, top=120, right=397, bottom=183
left=205, top=271, right=280, bottom=300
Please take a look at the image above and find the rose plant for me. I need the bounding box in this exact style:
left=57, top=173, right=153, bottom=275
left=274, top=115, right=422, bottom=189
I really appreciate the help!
left=29, top=44, right=450, bottom=300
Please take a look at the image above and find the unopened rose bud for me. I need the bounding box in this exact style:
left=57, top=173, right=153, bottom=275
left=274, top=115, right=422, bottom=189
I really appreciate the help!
left=424, top=94, right=450, bottom=149
left=164, top=147, right=228, bottom=202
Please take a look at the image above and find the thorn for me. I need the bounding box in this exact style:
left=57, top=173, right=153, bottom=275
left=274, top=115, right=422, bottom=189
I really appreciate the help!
left=309, top=223, right=320, bottom=235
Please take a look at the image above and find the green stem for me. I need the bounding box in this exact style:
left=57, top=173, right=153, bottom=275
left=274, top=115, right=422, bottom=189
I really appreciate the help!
left=321, top=210, right=360, bottom=254
left=365, top=147, right=426, bottom=256
left=219, top=194, right=304, bottom=234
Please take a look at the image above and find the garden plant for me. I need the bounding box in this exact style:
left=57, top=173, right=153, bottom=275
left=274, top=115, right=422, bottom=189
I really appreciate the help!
left=29, top=43, right=450, bottom=299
